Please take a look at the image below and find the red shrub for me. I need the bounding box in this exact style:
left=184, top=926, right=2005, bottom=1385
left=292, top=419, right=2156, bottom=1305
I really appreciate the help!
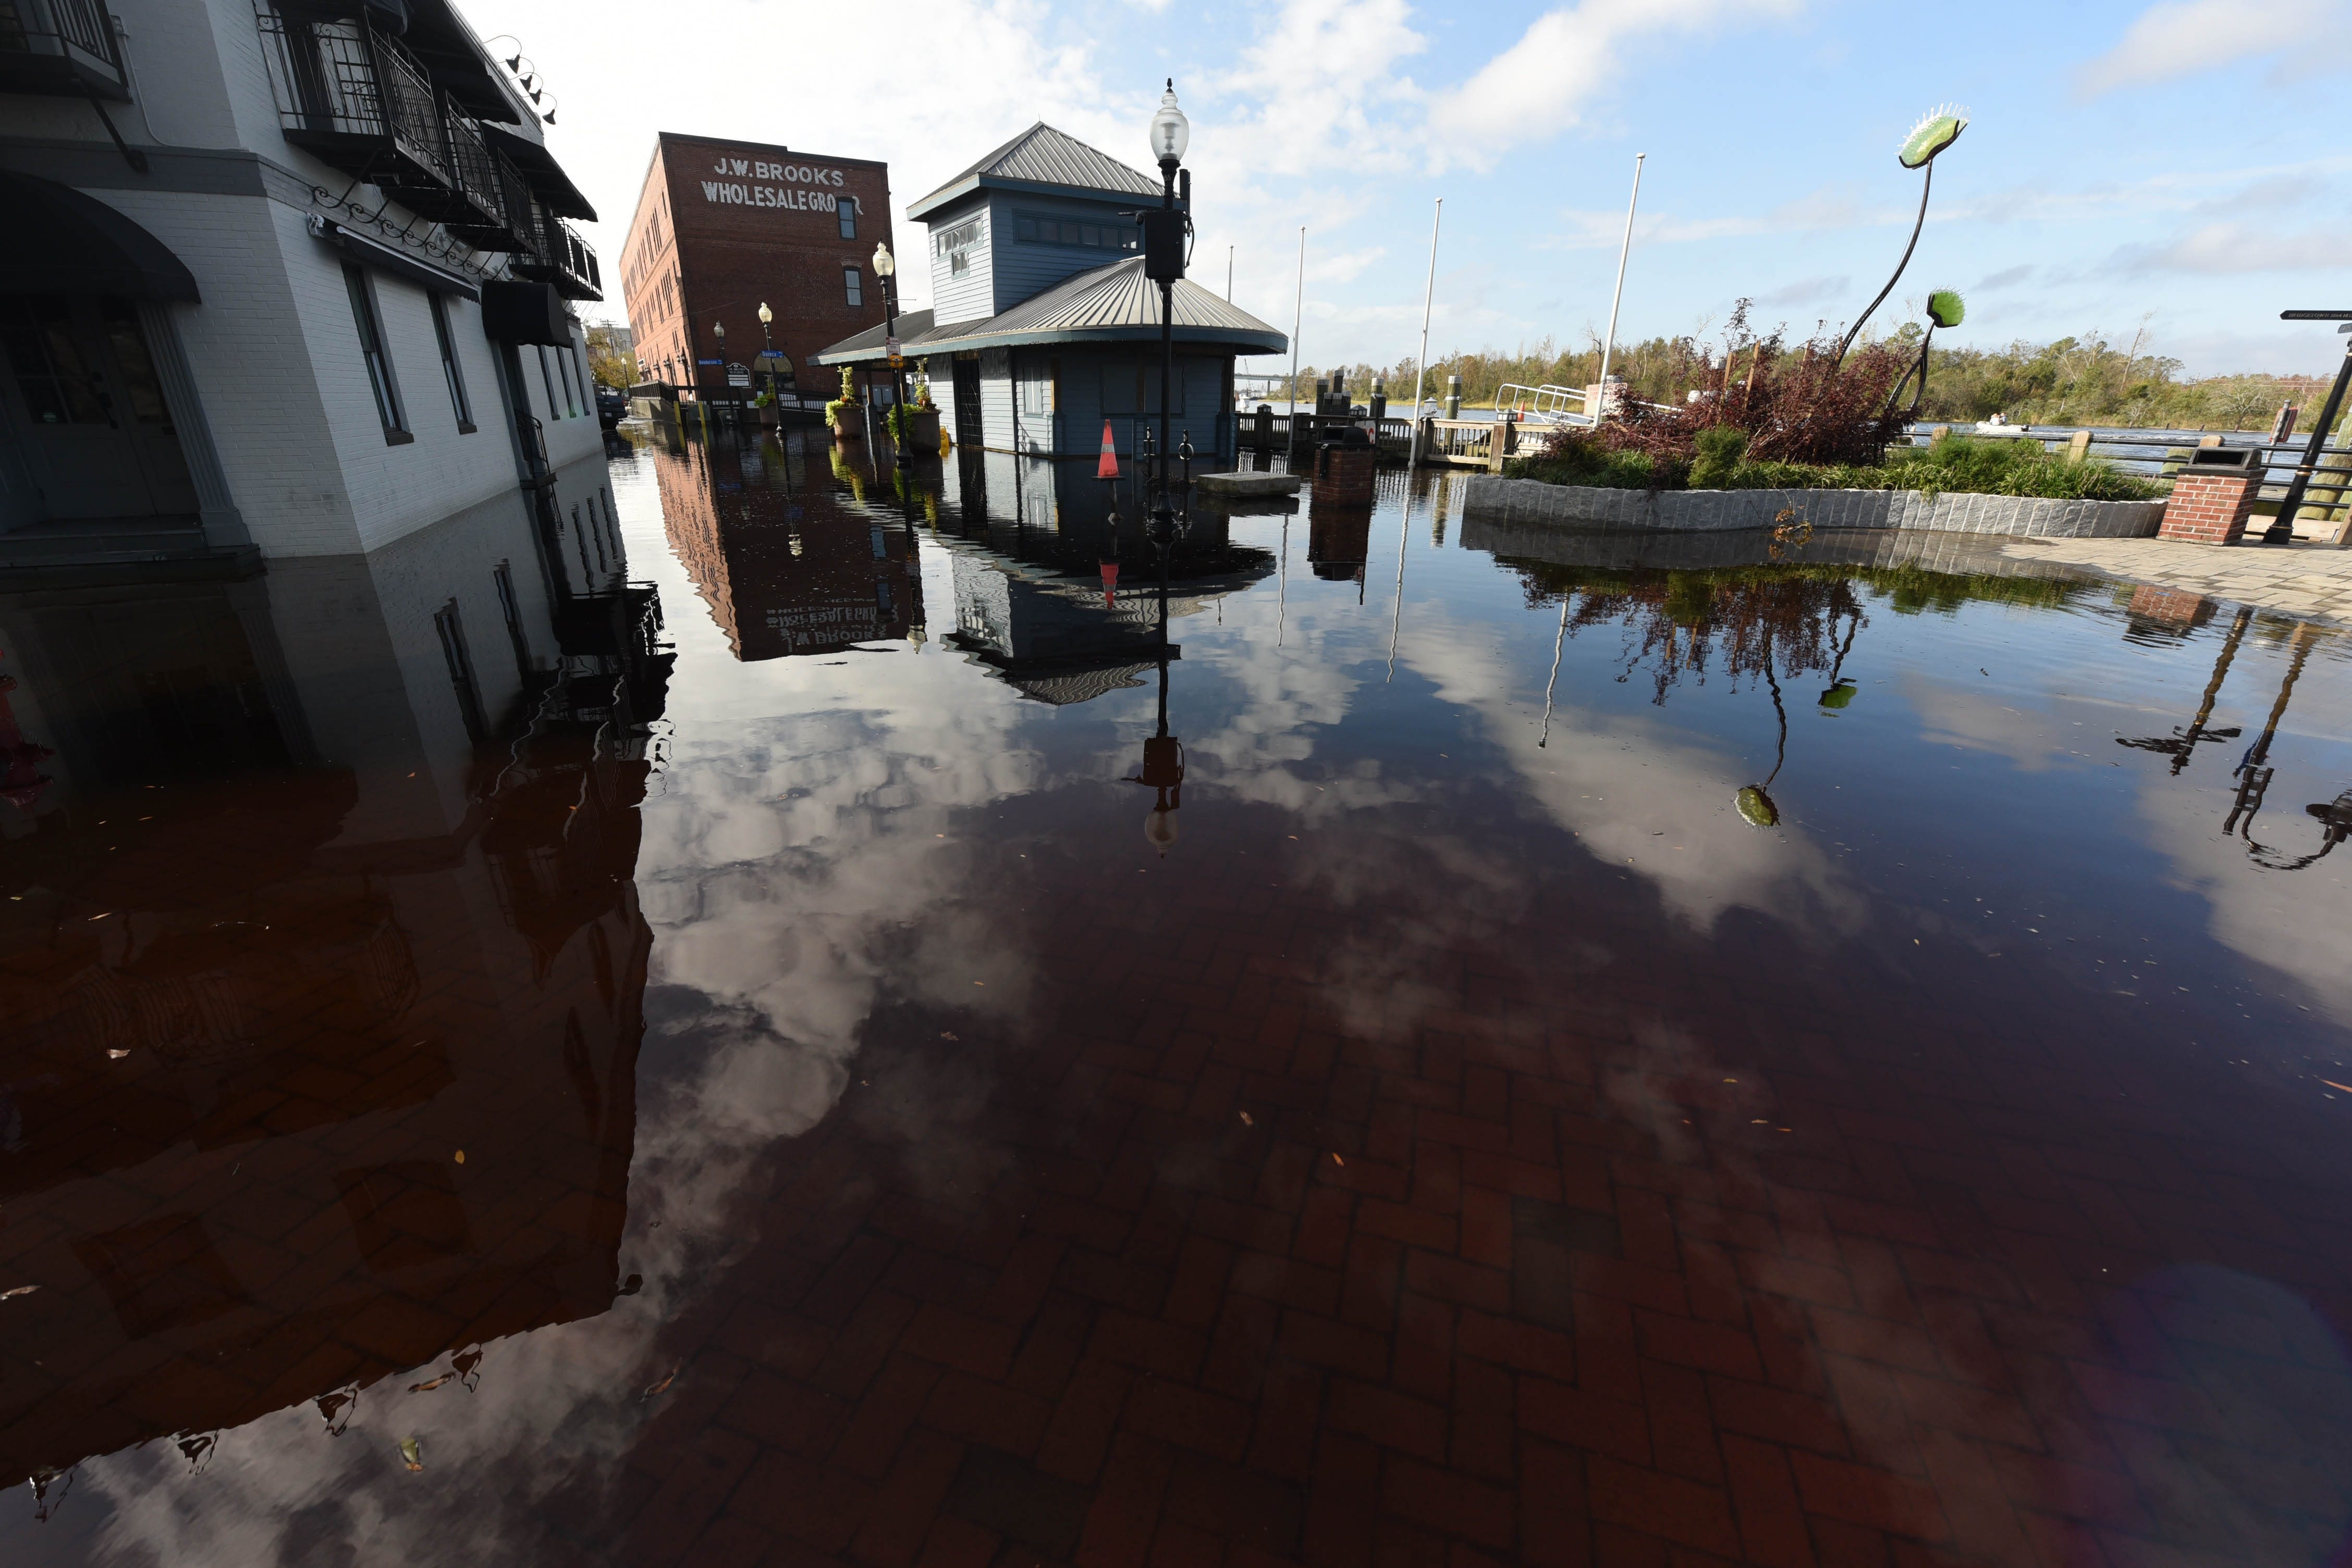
left=1597, top=301, right=1910, bottom=469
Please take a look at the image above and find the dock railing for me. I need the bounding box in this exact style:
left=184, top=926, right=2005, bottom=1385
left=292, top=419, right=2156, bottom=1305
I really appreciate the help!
left=1494, top=383, right=1591, bottom=425
left=1905, top=423, right=2352, bottom=514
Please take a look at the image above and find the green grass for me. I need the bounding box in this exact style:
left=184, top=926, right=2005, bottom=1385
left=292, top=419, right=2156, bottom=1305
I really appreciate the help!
left=1508, top=433, right=2162, bottom=502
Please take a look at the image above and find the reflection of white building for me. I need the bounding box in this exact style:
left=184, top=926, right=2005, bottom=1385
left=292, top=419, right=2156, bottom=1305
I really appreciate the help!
left=0, top=482, right=668, bottom=1480
left=0, top=0, right=608, bottom=567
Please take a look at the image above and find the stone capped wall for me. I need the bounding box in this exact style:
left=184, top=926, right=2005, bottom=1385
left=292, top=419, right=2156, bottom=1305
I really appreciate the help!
left=1459, top=477, right=2165, bottom=540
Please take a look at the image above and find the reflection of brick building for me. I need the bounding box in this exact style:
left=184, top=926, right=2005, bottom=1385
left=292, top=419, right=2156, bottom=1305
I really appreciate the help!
left=654, top=435, right=922, bottom=659
left=620, top=133, right=893, bottom=402
left=0, top=507, right=667, bottom=1477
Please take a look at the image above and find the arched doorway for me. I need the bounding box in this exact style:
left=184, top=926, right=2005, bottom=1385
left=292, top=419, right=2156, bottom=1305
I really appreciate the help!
left=0, top=174, right=207, bottom=533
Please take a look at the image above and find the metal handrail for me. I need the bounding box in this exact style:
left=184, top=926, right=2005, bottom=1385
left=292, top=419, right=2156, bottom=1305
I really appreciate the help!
left=1, top=0, right=119, bottom=65
left=1903, top=422, right=2352, bottom=499
left=372, top=26, right=448, bottom=181
left=444, top=111, right=505, bottom=225
left=1496, top=383, right=1590, bottom=423
left=255, top=4, right=450, bottom=185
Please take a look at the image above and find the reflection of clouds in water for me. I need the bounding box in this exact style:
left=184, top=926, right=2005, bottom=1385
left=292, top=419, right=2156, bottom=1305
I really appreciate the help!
left=2134, top=769, right=2352, bottom=1027
left=1901, top=672, right=2144, bottom=774
left=66, top=653, right=1052, bottom=1565
left=1403, top=610, right=1864, bottom=936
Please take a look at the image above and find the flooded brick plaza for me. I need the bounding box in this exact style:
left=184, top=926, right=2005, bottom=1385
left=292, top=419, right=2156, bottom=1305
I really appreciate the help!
left=4, top=427, right=2350, bottom=1567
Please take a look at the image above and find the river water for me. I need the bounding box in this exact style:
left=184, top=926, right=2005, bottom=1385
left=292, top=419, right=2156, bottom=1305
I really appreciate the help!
left=3, top=425, right=2350, bottom=1565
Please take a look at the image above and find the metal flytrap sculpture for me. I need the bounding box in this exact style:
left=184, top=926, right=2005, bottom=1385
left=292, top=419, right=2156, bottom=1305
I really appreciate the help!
left=1836, top=107, right=1967, bottom=368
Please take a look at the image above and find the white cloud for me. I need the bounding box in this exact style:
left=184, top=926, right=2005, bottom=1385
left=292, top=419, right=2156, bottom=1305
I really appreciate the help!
left=1542, top=186, right=1887, bottom=250
left=2077, top=0, right=2345, bottom=96
left=1756, top=274, right=1852, bottom=308
left=1422, top=0, right=1804, bottom=173
left=2116, top=220, right=2352, bottom=274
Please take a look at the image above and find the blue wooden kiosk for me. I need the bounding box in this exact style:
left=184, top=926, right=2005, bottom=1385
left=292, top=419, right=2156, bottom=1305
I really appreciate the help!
left=812, top=124, right=1285, bottom=464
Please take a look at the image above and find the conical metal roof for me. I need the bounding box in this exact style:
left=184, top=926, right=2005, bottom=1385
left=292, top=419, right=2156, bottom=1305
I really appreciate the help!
left=909, top=123, right=1162, bottom=219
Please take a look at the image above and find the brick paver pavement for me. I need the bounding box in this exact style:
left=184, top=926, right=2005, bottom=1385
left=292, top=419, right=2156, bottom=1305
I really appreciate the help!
left=578, top=878, right=2352, bottom=1568
left=2004, top=534, right=2352, bottom=628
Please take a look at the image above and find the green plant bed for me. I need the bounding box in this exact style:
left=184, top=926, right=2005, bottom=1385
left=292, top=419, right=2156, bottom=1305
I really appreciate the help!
left=1510, top=431, right=2161, bottom=503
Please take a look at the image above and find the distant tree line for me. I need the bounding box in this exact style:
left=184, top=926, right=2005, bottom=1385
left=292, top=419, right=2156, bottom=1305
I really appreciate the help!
left=1273, top=320, right=2334, bottom=433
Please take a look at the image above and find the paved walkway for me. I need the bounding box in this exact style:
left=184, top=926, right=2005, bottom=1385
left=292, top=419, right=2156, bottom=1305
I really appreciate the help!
left=2001, top=534, right=2352, bottom=626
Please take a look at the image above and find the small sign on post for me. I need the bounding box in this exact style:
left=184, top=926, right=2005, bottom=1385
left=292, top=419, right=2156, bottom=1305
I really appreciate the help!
left=887, top=336, right=904, bottom=369
left=726, top=363, right=752, bottom=389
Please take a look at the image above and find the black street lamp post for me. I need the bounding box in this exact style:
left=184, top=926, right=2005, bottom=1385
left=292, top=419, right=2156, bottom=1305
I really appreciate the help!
left=1125, top=81, right=1195, bottom=854
left=1142, top=80, right=1193, bottom=558
left=757, top=301, right=775, bottom=407
left=873, top=242, right=912, bottom=480
left=2262, top=312, right=2352, bottom=544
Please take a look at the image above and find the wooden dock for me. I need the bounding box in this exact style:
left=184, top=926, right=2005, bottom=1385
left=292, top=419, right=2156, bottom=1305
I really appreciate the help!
left=1233, top=407, right=1560, bottom=472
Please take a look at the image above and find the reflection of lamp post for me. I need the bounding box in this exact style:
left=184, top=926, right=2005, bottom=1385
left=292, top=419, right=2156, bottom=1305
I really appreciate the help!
left=2225, top=622, right=2319, bottom=837
left=1129, top=551, right=1185, bottom=854
left=1837, top=106, right=1967, bottom=366
left=757, top=301, right=775, bottom=405
left=2118, top=606, right=2249, bottom=774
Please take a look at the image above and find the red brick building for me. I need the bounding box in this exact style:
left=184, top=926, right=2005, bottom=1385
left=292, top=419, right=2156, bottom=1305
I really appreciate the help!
left=619, top=133, right=893, bottom=402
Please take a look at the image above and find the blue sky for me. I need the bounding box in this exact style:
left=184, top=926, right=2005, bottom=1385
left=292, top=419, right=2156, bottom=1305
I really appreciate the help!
left=487, top=0, right=2352, bottom=377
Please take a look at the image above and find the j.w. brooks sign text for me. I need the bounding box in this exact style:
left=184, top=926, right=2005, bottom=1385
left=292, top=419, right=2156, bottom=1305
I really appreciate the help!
left=702, top=156, right=849, bottom=213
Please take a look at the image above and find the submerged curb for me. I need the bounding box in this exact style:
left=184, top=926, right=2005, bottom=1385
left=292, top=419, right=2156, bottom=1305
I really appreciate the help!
left=1458, top=476, right=2164, bottom=540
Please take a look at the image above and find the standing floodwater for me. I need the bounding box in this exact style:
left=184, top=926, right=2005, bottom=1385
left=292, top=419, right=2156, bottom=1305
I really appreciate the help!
left=3, top=424, right=2349, bottom=1566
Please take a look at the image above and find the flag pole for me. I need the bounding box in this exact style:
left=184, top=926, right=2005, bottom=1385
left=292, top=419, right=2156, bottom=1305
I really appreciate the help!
left=1594, top=153, right=1645, bottom=424
left=1406, top=197, right=1442, bottom=468
left=1289, top=226, right=1305, bottom=420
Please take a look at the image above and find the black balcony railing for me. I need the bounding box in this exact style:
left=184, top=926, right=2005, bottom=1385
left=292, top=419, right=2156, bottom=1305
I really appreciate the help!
left=510, top=201, right=600, bottom=302
left=556, top=218, right=601, bottom=301
left=440, top=114, right=530, bottom=247
left=0, top=0, right=130, bottom=98
left=258, top=4, right=474, bottom=219
left=255, top=2, right=593, bottom=284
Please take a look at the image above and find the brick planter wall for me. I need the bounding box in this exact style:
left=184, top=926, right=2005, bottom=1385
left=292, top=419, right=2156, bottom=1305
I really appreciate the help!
left=2157, top=471, right=2261, bottom=545
left=1457, top=478, right=2165, bottom=539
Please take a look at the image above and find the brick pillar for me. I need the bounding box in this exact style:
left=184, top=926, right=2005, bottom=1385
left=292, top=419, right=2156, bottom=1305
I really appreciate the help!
left=2159, top=470, right=2261, bottom=544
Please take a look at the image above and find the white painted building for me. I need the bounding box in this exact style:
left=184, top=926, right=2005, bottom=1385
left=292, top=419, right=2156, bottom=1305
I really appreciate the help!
left=0, top=0, right=610, bottom=568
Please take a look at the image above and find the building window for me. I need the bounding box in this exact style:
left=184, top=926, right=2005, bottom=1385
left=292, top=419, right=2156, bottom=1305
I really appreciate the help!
left=553, top=340, right=582, bottom=417
left=342, top=264, right=409, bottom=443
left=838, top=197, right=857, bottom=241
left=428, top=292, right=474, bottom=432
left=535, top=346, right=561, bottom=419
left=493, top=560, right=531, bottom=680
left=1014, top=211, right=1139, bottom=252
left=843, top=266, right=863, bottom=308
left=433, top=598, right=487, bottom=744
left=0, top=296, right=107, bottom=424
left=934, top=216, right=984, bottom=277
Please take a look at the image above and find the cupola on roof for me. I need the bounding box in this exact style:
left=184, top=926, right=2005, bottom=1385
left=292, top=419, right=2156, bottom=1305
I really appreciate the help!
left=908, top=123, right=1162, bottom=221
